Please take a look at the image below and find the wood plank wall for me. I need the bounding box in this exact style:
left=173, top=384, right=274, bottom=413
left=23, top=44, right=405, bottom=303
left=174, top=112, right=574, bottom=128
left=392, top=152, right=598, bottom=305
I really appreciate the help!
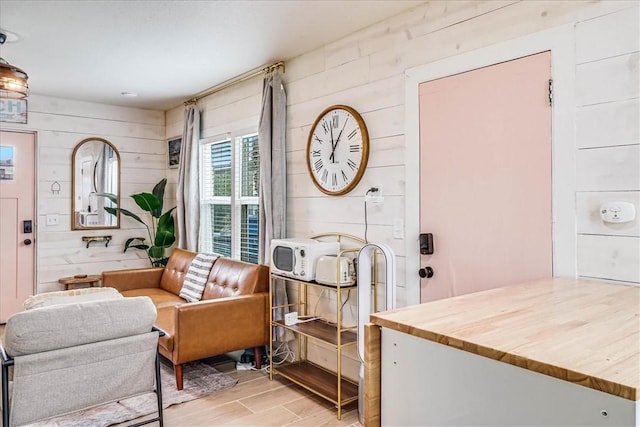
left=574, top=7, right=640, bottom=283
left=163, top=1, right=639, bottom=379
left=6, top=95, right=166, bottom=293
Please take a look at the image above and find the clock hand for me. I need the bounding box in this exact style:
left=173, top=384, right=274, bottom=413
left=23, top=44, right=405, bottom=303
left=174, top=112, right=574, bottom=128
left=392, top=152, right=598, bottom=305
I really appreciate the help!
left=332, top=117, right=349, bottom=161
left=335, top=117, right=349, bottom=145
left=329, top=121, right=336, bottom=163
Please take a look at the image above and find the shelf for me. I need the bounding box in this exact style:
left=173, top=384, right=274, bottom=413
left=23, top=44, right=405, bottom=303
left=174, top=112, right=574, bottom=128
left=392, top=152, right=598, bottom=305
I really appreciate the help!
left=273, top=319, right=357, bottom=346
left=269, top=234, right=366, bottom=420
left=274, top=361, right=358, bottom=405
left=271, top=273, right=358, bottom=290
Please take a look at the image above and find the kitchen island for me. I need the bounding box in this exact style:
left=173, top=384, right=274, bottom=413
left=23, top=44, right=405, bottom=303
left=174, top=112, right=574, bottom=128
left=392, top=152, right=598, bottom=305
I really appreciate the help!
left=364, top=278, right=639, bottom=426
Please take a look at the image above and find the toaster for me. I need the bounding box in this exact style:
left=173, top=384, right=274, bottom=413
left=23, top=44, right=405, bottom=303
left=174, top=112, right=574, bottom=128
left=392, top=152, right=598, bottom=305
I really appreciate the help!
left=314, top=255, right=355, bottom=286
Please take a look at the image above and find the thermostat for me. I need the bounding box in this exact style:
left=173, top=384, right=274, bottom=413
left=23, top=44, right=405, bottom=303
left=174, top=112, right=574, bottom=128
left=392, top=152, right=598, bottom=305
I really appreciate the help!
left=600, top=202, right=636, bottom=223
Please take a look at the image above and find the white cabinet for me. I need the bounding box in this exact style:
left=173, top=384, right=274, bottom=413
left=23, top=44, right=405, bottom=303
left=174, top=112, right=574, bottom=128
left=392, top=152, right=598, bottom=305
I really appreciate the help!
left=380, top=328, right=638, bottom=426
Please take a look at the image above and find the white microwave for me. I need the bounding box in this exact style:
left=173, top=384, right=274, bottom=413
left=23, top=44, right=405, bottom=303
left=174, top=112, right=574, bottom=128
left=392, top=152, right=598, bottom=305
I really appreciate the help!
left=270, top=238, right=339, bottom=281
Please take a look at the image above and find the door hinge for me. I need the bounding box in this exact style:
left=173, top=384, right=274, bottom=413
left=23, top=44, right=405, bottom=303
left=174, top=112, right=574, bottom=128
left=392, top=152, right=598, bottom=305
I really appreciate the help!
left=548, top=79, right=553, bottom=106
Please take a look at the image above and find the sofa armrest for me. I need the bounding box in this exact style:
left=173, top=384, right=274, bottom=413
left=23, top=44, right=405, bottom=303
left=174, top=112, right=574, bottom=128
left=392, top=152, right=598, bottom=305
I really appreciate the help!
left=102, top=268, right=164, bottom=292
left=171, top=293, right=269, bottom=363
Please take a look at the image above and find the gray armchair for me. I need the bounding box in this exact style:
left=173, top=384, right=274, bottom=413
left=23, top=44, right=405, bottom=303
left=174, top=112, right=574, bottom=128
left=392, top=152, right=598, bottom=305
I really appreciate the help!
left=1, top=295, right=163, bottom=427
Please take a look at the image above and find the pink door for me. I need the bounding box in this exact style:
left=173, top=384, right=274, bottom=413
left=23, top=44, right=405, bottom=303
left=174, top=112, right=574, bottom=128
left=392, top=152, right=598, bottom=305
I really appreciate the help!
left=419, top=52, right=552, bottom=303
left=0, top=131, right=36, bottom=322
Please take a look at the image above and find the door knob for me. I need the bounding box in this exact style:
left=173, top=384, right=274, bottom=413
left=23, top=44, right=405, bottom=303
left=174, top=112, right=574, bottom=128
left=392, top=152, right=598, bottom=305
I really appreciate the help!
left=23, top=239, right=32, bottom=246
left=418, top=266, right=434, bottom=278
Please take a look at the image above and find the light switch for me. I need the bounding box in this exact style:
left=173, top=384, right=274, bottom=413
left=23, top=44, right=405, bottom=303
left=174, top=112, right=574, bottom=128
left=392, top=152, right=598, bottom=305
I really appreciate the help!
left=46, top=214, right=59, bottom=226
left=393, top=218, right=404, bottom=239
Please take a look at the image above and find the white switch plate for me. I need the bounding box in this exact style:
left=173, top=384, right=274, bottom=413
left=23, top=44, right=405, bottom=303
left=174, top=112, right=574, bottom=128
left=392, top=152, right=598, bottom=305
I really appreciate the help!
left=46, top=214, right=59, bottom=226
left=393, top=218, right=404, bottom=239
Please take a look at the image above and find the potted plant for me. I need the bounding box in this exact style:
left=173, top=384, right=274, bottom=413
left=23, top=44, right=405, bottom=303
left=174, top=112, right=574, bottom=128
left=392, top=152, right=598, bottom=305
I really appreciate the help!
left=100, top=178, right=176, bottom=266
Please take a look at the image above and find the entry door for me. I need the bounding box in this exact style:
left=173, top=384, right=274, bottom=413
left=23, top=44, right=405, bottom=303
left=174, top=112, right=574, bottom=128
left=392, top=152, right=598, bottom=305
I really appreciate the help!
left=419, top=52, right=552, bottom=303
left=0, top=131, right=36, bottom=322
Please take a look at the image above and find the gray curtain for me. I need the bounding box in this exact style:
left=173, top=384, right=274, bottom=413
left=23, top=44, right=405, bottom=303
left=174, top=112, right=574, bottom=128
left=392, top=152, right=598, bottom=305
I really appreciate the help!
left=177, top=102, right=201, bottom=251
left=258, top=67, right=291, bottom=343
left=259, top=68, right=286, bottom=264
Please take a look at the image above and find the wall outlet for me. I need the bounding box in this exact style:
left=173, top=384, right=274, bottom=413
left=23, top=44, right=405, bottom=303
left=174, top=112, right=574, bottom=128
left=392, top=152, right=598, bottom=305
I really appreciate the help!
left=46, top=214, right=59, bottom=226
left=284, top=311, right=298, bottom=326
left=366, top=187, right=384, bottom=205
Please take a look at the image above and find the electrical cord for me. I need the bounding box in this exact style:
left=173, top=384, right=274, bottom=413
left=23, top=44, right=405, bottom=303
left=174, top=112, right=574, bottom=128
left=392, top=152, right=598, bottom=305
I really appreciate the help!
left=364, top=187, right=378, bottom=242
left=340, top=289, right=351, bottom=311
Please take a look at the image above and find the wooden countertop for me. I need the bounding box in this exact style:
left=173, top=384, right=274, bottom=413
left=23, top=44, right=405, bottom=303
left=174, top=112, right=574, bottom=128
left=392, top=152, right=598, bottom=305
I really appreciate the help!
left=370, top=278, right=639, bottom=401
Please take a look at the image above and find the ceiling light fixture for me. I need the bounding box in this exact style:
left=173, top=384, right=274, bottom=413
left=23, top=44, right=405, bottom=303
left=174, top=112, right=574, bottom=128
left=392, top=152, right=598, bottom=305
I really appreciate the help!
left=0, top=31, right=29, bottom=99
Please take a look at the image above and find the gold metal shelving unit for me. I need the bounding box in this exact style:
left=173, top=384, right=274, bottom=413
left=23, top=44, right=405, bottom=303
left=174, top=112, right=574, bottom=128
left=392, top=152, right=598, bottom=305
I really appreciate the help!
left=269, top=233, right=365, bottom=420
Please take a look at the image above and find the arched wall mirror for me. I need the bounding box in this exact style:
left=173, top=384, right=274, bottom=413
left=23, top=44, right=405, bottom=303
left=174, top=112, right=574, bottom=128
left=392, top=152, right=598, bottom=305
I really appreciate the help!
left=71, top=138, right=120, bottom=230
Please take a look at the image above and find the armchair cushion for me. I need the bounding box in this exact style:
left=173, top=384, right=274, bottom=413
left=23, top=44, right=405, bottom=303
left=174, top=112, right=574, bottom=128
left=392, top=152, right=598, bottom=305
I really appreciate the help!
left=23, top=287, right=122, bottom=310
left=3, top=296, right=156, bottom=357
left=1, top=296, right=162, bottom=427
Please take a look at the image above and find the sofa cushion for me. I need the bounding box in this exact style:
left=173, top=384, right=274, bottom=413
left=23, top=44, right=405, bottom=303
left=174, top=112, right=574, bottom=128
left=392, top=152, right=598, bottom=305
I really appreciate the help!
left=23, top=287, right=122, bottom=310
left=3, top=296, right=157, bottom=356
left=202, top=257, right=269, bottom=300
left=121, top=288, right=185, bottom=309
left=159, top=248, right=197, bottom=295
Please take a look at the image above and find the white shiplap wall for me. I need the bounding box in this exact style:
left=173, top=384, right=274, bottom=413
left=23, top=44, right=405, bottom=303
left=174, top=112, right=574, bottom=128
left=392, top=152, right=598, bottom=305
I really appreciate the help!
left=575, top=7, right=640, bottom=284
left=167, top=0, right=639, bottom=378
left=5, top=95, right=166, bottom=293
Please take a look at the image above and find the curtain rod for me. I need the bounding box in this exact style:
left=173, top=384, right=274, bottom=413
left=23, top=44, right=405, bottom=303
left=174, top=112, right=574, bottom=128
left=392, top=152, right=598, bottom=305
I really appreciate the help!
left=184, top=61, right=285, bottom=105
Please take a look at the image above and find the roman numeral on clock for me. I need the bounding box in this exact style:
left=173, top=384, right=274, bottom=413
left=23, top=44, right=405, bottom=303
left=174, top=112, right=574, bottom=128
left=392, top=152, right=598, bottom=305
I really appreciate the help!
left=312, top=150, right=321, bottom=157
left=348, top=128, right=358, bottom=140
left=350, top=144, right=360, bottom=152
left=322, top=120, right=330, bottom=134
left=314, top=159, right=323, bottom=172
left=321, top=169, right=328, bottom=183
left=332, top=173, right=337, bottom=187
left=314, top=134, right=322, bottom=144
left=347, top=159, right=357, bottom=171
left=341, top=170, right=348, bottom=182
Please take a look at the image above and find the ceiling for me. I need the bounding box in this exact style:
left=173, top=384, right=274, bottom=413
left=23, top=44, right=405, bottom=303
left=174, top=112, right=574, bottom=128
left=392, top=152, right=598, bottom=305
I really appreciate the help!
left=0, top=0, right=424, bottom=111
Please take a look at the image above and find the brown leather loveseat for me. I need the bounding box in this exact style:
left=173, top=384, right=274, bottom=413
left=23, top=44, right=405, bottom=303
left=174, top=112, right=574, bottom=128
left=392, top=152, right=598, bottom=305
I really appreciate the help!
left=102, top=248, right=269, bottom=390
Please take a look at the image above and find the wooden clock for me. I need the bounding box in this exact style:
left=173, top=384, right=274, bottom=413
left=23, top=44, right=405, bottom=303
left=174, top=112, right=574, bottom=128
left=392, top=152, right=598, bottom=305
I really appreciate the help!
left=306, top=105, right=370, bottom=195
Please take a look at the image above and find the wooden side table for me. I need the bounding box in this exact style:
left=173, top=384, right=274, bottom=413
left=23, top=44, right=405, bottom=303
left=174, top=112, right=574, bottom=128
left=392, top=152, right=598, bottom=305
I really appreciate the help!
left=58, top=275, right=102, bottom=290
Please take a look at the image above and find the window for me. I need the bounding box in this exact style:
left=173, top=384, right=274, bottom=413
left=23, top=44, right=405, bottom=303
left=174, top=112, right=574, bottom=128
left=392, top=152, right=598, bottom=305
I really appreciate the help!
left=200, top=132, right=260, bottom=263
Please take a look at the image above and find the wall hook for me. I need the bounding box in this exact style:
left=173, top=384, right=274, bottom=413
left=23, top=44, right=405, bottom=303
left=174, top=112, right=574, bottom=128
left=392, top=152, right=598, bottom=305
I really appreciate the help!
left=51, top=181, right=61, bottom=195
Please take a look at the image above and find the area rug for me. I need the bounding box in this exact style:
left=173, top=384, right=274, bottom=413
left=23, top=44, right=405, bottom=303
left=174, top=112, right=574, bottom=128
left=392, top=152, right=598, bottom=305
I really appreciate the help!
left=27, top=359, right=238, bottom=427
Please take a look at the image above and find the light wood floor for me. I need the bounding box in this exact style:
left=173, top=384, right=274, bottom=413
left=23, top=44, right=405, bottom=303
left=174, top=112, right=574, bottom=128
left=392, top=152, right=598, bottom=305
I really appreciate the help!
left=127, top=357, right=362, bottom=426
left=0, top=321, right=361, bottom=427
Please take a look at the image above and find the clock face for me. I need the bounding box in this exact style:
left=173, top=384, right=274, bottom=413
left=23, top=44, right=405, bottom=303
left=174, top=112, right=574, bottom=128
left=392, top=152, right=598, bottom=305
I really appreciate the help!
left=306, top=105, right=369, bottom=195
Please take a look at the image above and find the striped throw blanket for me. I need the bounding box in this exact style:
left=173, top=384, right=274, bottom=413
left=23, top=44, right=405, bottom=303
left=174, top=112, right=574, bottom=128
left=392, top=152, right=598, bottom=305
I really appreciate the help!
left=179, top=253, right=219, bottom=302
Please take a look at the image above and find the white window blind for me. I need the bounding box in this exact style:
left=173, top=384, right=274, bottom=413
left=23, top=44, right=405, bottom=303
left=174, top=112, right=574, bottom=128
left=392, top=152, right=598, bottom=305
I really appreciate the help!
left=199, top=133, right=259, bottom=263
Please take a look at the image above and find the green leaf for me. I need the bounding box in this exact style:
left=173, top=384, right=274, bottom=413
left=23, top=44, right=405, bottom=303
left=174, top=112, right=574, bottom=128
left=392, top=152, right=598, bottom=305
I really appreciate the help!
left=131, top=193, right=161, bottom=215
left=148, top=246, right=165, bottom=259
left=106, top=207, right=146, bottom=225
left=152, top=179, right=167, bottom=218
left=154, top=230, right=175, bottom=248
left=124, top=237, right=148, bottom=252
left=158, top=207, right=176, bottom=234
